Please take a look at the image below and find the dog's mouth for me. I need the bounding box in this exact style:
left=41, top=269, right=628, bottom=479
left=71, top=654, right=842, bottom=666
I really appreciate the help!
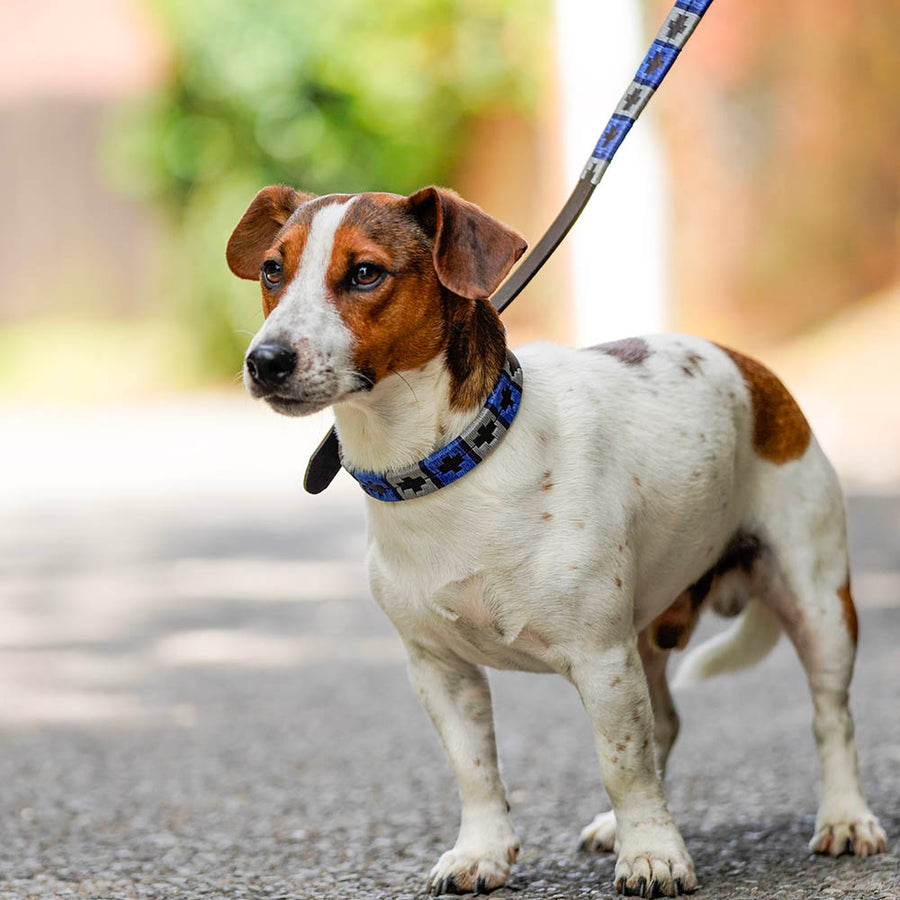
left=263, top=393, right=331, bottom=417
left=260, top=374, right=373, bottom=417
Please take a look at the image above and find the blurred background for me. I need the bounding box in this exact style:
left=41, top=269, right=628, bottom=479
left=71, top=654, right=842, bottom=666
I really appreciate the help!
left=1, top=1, right=898, bottom=896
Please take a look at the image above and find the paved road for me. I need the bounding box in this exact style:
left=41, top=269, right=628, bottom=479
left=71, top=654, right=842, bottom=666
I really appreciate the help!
left=1, top=461, right=898, bottom=899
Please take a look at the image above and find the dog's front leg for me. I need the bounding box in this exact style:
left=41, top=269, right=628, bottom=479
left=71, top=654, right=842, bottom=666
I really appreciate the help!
left=571, top=635, right=697, bottom=896
left=406, top=646, right=519, bottom=895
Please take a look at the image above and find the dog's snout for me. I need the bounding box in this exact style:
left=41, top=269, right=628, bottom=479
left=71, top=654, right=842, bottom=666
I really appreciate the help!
left=246, top=342, right=297, bottom=389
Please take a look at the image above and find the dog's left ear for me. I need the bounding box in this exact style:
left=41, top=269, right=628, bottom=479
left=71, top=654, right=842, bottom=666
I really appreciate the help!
left=406, top=187, right=527, bottom=300
left=226, top=185, right=315, bottom=280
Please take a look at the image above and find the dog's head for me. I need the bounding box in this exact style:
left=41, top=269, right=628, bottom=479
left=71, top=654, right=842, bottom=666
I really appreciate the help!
left=226, top=187, right=526, bottom=416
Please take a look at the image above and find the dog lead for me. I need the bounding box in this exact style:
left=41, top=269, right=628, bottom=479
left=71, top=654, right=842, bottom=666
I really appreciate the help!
left=304, top=0, right=716, bottom=495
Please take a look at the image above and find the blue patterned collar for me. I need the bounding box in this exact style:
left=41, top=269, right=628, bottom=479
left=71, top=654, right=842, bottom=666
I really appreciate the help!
left=344, top=351, right=524, bottom=502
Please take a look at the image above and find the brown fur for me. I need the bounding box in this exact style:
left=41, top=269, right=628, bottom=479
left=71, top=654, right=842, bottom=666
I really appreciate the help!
left=331, top=193, right=510, bottom=412
left=719, top=346, right=811, bottom=463
left=837, top=580, right=859, bottom=646
left=649, top=591, right=696, bottom=651
left=592, top=338, right=651, bottom=366
left=226, top=185, right=314, bottom=281
left=406, top=187, right=527, bottom=301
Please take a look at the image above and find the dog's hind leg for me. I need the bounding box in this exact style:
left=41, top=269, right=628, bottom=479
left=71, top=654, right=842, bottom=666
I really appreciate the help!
left=405, top=646, right=519, bottom=895
left=754, top=467, right=886, bottom=857
left=579, top=631, right=679, bottom=854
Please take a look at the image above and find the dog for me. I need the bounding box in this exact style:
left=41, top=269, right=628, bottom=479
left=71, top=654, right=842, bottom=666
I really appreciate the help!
left=226, top=185, right=887, bottom=896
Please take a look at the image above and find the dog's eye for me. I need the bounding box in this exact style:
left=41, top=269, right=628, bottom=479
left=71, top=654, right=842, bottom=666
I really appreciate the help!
left=261, top=259, right=283, bottom=289
left=350, top=263, right=384, bottom=288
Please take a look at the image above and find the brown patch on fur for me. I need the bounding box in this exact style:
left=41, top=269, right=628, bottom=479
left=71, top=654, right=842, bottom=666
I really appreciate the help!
left=632, top=475, right=641, bottom=487
left=575, top=521, right=584, bottom=530
left=259, top=221, right=311, bottom=317
left=541, top=512, right=553, bottom=521
left=616, top=743, right=626, bottom=752
left=541, top=471, right=554, bottom=491
left=837, top=579, right=859, bottom=646
left=615, top=576, right=622, bottom=588
left=406, top=186, right=527, bottom=300
left=649, top=530, right=764, bottom=652
left=610, top=676, right=621, bottom=687
left=335, top=192, right=509, bottom=411
left=327, top=195, right=448, bottom=384
left=226, top=185, right=314, bottom=282
left=719, top=345, right=811, bottom=463
left=650, top=592, right=695, bottom=651
left=592, top=337, right=651, bottom=366
left=444, top=294, right=507, bottom=411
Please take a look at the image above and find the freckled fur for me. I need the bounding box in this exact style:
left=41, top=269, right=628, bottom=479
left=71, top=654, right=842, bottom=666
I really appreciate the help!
left=229, top=184, right=885, bottom=896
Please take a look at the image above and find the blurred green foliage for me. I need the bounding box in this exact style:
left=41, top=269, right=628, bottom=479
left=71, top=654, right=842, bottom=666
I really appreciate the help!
left=105, top=0, right=548, bottom=378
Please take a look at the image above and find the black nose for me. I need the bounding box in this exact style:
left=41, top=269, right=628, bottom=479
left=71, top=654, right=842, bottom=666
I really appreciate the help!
left=246, top=342, right=297, bottom=389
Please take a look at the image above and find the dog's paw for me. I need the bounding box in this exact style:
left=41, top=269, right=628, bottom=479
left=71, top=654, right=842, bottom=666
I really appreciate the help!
left=614, top=829, right=696, bottom=897
left=578, top=809, right=617, bottom=853
left=810, top=815, right=887, bottom=858
left=428, top=842, right=518, bottom=895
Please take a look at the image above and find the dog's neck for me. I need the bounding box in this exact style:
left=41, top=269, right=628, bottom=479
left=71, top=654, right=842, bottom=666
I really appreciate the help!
left=332, top=356, right=482, bottom=474
left=333, top=294, right=508, bottom=475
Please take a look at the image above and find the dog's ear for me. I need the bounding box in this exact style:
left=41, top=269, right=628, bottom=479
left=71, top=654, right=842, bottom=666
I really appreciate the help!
left=406, top=187, right=527, bottom=300
left=226, top=185, right=314, bottom=280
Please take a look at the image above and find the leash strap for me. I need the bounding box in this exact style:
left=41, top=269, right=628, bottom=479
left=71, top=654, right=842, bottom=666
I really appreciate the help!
left=491, top=0, right=714, bottom=312
left=304, top=0, right=715, bottom=494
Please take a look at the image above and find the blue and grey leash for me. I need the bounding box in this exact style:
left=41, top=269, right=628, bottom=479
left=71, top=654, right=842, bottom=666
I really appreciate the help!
left=304, top=0, right=715, bottom=493
left=490, top=0, right=714, bottom=313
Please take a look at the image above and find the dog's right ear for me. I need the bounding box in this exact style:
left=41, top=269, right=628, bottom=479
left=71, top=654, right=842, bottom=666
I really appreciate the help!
left=226, top=185, right=314, bottom=280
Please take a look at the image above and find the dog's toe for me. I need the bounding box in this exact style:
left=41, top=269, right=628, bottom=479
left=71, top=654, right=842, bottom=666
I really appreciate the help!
left=579, top=809, right=617, bottom=853
left=428, top=843, right=517, bottom=895
left=810, top=815, right=887, bottom=857
left=614, top=837, right=697, bottom=897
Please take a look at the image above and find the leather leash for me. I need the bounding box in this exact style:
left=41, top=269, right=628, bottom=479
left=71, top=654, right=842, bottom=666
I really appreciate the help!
left=304, top=0, right=715, bottom=494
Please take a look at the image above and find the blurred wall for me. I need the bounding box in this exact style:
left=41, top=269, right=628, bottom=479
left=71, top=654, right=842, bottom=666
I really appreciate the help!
left=0, top=0, right=168, bottom=323
left=649, top=0, right=900, bottom=352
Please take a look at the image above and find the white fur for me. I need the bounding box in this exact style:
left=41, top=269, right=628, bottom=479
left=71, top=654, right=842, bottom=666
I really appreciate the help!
left=244, top=214, right=885, bottom=892
left=337, top=336, right=882, bottom=891
left=246, top=198, right=360, bottom=414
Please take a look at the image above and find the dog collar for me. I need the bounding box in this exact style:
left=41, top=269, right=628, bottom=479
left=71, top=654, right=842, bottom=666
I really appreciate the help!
left=344, top=351, right=523, bottom=502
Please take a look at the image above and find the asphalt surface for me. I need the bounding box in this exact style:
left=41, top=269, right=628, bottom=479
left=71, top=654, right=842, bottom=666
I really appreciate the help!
left=1, top=482, right=898, bottom=900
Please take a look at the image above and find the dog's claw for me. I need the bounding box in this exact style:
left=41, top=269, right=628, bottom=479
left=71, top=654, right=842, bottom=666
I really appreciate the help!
left=637, top=876, right=647, bottom=897
left=648, top=878, right=660, bottom=898
left=673, top=878, right=684, bottom=896
left=616, top=875, right=627, bottom=894
left=475, top=876, right=488, bottom=894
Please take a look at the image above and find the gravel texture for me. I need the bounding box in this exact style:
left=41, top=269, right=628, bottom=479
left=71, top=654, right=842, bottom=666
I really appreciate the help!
left=0, top=493, right=898, bottom=900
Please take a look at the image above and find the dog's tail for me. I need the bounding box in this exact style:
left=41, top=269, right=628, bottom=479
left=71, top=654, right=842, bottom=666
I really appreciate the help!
left=671, top=599, right=782, bottom=688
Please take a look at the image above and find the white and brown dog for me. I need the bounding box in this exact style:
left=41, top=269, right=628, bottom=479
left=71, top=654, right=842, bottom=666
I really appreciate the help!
left=226, top=185, right=886, bottom=896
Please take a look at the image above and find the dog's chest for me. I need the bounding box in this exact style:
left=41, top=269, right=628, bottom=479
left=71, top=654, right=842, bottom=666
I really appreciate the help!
left=369, top=552, right=560, bottom=673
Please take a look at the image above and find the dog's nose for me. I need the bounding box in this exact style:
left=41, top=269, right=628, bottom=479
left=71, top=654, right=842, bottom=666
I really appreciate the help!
left=246, top=342, right=297, bottom=389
